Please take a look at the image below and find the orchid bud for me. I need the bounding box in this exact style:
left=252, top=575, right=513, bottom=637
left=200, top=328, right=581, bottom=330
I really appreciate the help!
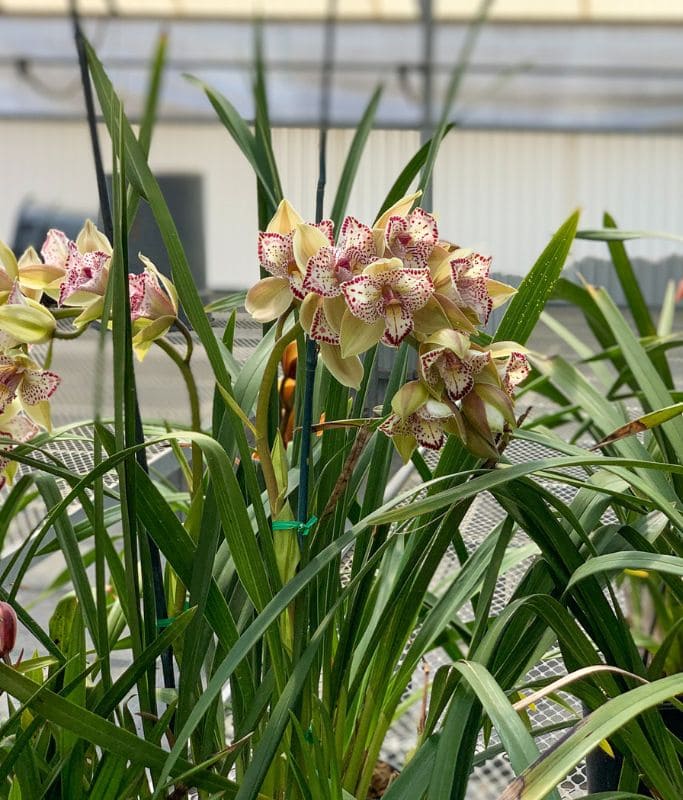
left=0, top=601, right=17, bottom=660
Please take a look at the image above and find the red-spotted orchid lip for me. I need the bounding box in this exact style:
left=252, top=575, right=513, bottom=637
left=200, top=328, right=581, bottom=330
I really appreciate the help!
left=385, top=207, right=439, bottom=269
left=341, top=261, right=434, bottom=347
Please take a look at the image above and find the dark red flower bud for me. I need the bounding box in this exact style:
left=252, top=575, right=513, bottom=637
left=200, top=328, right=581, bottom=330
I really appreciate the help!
left=0, top=601, right=17, bottom=660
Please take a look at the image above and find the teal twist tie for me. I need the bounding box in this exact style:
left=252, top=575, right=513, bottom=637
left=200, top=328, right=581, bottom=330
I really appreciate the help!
left=272, top=516, right=318, bottom=537
left=156, top=599, right=191, bottom=629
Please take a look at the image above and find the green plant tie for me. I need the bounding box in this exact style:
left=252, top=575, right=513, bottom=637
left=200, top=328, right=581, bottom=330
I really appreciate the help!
left=156, top=600, right=190, bottom=629
left=272, top=516, right=318, bottom=537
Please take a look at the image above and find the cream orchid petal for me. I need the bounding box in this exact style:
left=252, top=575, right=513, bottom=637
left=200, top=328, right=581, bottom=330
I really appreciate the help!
left=500, top=352, right=530, bottom=395
left=302, top=247, right=339, bottom=297
left=59, top=244, right=110, bottom=306
left=19, top=367, right=60, bottom=406
left=299, top=292, right=318, bottom=334
left=412, top=296, right=451, bottom=338
left=410, top=413, right=445, bottom=450
left=24, top=399, right=52, bottom=431
left=0, top=409, right=39, bottom=442
left=0, top=297, right=56, bottom=344
left=339, top=309, right=384, bottom=358
left=40, top=229, right=70, bottom=268
left=310, top=303, right=340, bottom=345
left=339, top=216, right=375, bottom=256
left=322, top=295, right=346, bottom=333
left=391, top=380, right=429, bottom=418
left=266, top=199, right=304, bottom=234
left=245, top=276, right=292, bottom=323
left=319, top=343, right=363, bottom=390
left=18, top=263, right=65, bottom=291
left=0, top=240, right=18, bottom=280
left=258, top=232, right=292, bottom=279
left=341, top=275, right=383, bottom=324
left=76, top=219, right=113, bottom=255
left=292, top=224, right=331, bottom=272
left=373, top=190, right=422, bottom=229
left=73, top=296, right=105, bottom=330
left=487, top=279, right=517, bottom=309
left=132, top=316, right=175, bottom=361
left=434, top=295, right=476, bottom=332
left=382, top=302, right=413, bottom=347
left=391, top=267, right=434, bottom=313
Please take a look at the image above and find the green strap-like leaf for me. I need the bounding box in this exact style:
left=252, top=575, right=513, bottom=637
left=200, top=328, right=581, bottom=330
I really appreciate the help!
left=567, top=552, right=683, bottom=588
left=499, top=674, right=683, bottom=800
left=494, top=209, right=580, bottom=345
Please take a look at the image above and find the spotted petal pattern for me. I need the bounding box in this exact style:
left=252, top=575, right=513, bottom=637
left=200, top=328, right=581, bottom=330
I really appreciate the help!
left=310, top=303, right=340, bottom=345
left=40, top=229, right=69, bottom=268
left=380, top=398, right=452, bottom=451
left=500, top=352, right=530, bottom=395
left=342, top=265, right=434, bottom=347
left=129, top=271, right=176, bottom=321
left=450, top=252, right=494, bottom=324
left=421, top=347, right=491, bottom=402
left=386, top=208, right=438, bottom=268
left=258, top=232, right=293, bottom=280
left=59, top=243, right=110, bottom=306
left=20, top=368, right=60, bottom=406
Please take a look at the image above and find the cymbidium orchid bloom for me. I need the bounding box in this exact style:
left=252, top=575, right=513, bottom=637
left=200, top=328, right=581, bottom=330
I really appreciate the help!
left=302, top=215, right=379, bottom=298
left=340, top=258, right=434, bottom=356
left=379, top=380, right=462, bottom=462
left=59, top=242, right=110, bottom=329
left=459, top=350, right=530, bottom=458
left=385, top=207, right=438, bottom=269
left=0, top=401, right=39, bottom=489
left=245, top=200, right=334, bottom=323
left=0, top=353, right=60, bottom=430
left=129, top=255, right=178, bottom=361
left=419, top=329, right=491, bottom=403
left=18, top=222, right=112, bottom=303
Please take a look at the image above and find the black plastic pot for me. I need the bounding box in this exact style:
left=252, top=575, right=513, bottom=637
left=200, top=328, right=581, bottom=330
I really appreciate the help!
left=585, top=702, right=683, bottom=794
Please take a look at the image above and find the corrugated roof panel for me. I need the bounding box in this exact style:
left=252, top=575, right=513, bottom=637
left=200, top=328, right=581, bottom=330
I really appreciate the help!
left=3, top=0, right=683, bottom=19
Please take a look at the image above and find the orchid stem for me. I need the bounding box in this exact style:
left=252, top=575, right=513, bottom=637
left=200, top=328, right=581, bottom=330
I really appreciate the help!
left=154, top=337, right=203, bottom=494
left=174, top=318, right=194, bottom=363
left=296, top=336, right=318, bottom=549
left=255, top=321, right=301, bottom=518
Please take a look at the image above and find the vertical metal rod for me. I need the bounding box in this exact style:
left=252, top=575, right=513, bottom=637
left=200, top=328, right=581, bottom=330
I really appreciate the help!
left=71, top=6, right=175, bottom=692
left=420, top=0, right=435, bottom=211
left=297, top=0, right=337, bottom=545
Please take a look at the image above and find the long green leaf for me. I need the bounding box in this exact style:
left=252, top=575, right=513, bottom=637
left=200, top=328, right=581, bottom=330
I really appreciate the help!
left=0, top=664, right=234, bottom=795
left=567, top=553, right=683, bottom=588
left=499, top=674, right=683, bottom=800
left=494, top=209, right=580, bottom=345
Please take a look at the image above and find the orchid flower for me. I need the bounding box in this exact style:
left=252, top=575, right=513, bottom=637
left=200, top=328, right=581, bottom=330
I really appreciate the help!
left=339, top=258, right=434, bottom=356
left=379, top=380, right=462, bottom=462
left=0, top=354, right=60, bottom=430
left=419, top=329, right=491, bottom=403
left=385, top=207, right=439, bottom=269
left=245, top=200, right=333, bottom=323
left=0, top=401, right=39, bottom=489
left=129, top=255, right=178, bottom=361
left=58, top=242, right=110, bottom=329
left=302, top=215, right=380, bottom=298
left=458, top=350, right=530, bottom=457
left=0, top=282, right=56, bottom=349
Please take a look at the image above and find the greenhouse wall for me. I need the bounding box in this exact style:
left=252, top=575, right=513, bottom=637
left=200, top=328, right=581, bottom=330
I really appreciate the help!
left=1, top=120, right=682, bottom=293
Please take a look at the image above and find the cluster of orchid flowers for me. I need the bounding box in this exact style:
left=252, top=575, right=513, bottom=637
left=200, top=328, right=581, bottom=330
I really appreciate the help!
left=246, top=193, right=529, bottom=460
left=0, top=220, right=178, bottom=488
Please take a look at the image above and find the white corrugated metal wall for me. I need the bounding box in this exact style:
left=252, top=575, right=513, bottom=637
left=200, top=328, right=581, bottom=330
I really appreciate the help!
left=1, top=121, right=682, bottom=289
